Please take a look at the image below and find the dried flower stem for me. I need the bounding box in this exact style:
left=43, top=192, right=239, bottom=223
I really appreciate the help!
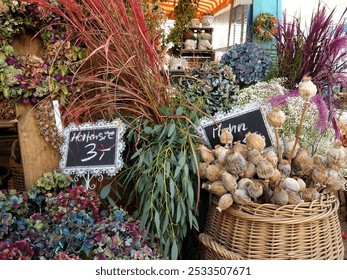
left=274, top=128, right=282, bottom=163
left=288, top=101, right=309, bottom=162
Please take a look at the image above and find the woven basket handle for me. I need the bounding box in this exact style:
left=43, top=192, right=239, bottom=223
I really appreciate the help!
left=198, top=233, right=244, bottom=260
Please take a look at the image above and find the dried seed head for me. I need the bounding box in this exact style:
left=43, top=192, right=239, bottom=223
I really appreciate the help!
left=270, top=185, right=289, bottom=206
left=242, top=162, right=256, bottom=178
left=216, top=193, right=234, bottom=212
left=326, top=142, right=347, bottom=170
left=247, top=148, right=262, bottom=166
left=205, top=164, right=222, bottom=182
left=311, top=167, right=328, bottom=185
left=287, top=191, right=304, bottom=205
left=220, top=127, right=233, bottom=147
left=283, top=138, right=299, bottom=159
left=221, top=171, right=238, bottom=193
left=238, top=178, right=254, bottom=190
left=280, top=178, right=300, bottom=193
left=263, top=148, right=278, bottom=167
left=277, top=160, right=291, bottom=177
left=292, top=148, right=308, bottom=169
left=299, top=157, right=314, bottom=176
left=266, top=107, right=286, bottom=128
left=226, top=152, right=247, bottom=175
left=198, top=162, right=209, bottom=179
left=198, top=144, right=215, bottom=164
left=298, top=76, right=317, bottom=101
left=256, top=159, right=275, bottom=180
left=246, top=132, right=266, bottom=152
left=233, top=189, right=252, bottom=205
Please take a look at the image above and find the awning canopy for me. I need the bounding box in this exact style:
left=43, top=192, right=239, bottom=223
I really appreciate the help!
left=158, top=0, right=233, bottom=19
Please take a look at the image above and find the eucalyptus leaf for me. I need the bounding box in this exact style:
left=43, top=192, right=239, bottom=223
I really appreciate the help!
left=99, top=184, right=111, bottom=199
left=171, top=241, right=178, bottom=260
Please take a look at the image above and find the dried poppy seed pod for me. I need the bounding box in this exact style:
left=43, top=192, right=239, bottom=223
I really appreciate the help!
left=326, top=142, right=347, bottom=170
left=233, top=189, right=252, bottom=205
left=298, top=76, right=317, bottom=101
left=247, top=148, right=262, bottom=166
left=325, top=168, right=339, bottom=186
left=270, top=185, right=289, bottom=206
left=198, top=162, right=209, bottom=179
left=268, top=168, right=282, bottom=185
left=221, top=171, right=237, bottom=193
left=311, top=167, right=328, bottom=185
left=226, top=152, right=247, bottom=175
left=246, top=132, right=266, bottom=152
left=256, top=159, right=275, bottom=180
left=287, top=190, right=304, bottom=205
left=298, top=157, right=314, bottom=176
left=198, top=144, right=215, bottom=164
left=237, top=178, right=254, bottom=190
left=311, top=187, right=321, bottom=201
left=292, top=148, right=309, bottom=169
left=220, top=127, right=233, bottom=148
left=313, top=155, right=327, bottom=171
left=214, top=145, right=228, bottom=165
left=302, top=187, right=313, bottom=202
left=204, top=181, right=228, bottom=196
left=232, top=141, right=248, bottom=158
left=266, top=107, right=286, bottom=128
left=284, top=138, right=299, bottom=159
left=323, top=177, right=346, bottom=194
left=280, top=178, right=300, bottom=193
left=242, top=162, right=256, bottom=178
left=216, top=193, right=234, bottom=212
left=247, top=180, right=263, bottom=202
left=277, top=160, right=291, bottom=177
left=295, top=177, right=306, bottom=192
left=205, top=164, right=222, bottom=182
left=263, top=148, right=278, bottom=168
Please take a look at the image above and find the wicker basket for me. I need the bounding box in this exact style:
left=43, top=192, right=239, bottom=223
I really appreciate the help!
left=9, top=139, right=25, bottom=192
left=199, top=194, right=344, bottom=260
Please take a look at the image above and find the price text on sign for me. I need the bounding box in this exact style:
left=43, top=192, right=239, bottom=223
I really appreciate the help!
left=66, top=128, right=117, bottom=167
left=198, top=104, right=274, bottom=149
left=59, top=120, right=126, bottom=177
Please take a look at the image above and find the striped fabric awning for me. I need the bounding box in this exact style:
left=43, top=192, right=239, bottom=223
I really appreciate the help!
left=158, top=0, right=233, bottom=19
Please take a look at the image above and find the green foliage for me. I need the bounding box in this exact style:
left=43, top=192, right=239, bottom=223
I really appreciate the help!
left=177, top=61, right=240, bottom=114
left=166, top=0, right=198, bottom=49
left=110, top=105, right=201, bottom=260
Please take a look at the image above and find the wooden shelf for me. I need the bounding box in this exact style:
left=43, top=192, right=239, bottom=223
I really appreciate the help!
left=0, top=119, right=17, bottom=128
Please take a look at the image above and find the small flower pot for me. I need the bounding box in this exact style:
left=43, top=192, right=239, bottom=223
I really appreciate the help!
left=190, top=18, right=201, bottom=28
left=201, top=15, right=214, bottom=27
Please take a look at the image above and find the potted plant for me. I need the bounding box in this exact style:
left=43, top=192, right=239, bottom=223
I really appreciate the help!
left=166, top=0, right=199, bottom=51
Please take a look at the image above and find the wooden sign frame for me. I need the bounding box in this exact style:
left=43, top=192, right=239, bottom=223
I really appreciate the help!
left=198, top=102, right=275, bottom=149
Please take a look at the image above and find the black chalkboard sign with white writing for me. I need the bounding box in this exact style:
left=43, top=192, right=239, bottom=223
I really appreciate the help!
left=198, top=104, right=274, bottom=149
left=60, top=120, right=126, bottom=178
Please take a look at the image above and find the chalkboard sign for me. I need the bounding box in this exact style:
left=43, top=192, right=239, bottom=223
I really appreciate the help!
left=60, top=120, right=126, bottom=177
left=198, top=103, right=275, bottom=149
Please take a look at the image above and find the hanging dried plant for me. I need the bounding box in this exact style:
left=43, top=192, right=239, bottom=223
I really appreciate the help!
left=34, top=98, right=63, bottom=150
